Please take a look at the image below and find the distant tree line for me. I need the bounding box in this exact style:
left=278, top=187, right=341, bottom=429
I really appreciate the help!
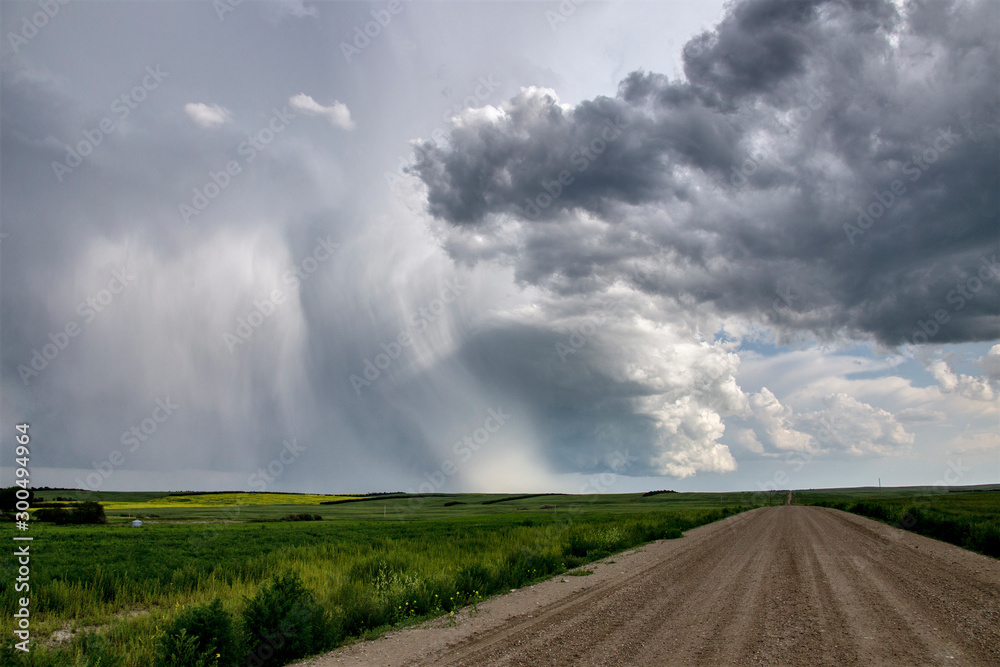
left=34, top=501, right=107, bottom=525
left=0, top=486, right=34, bottom=511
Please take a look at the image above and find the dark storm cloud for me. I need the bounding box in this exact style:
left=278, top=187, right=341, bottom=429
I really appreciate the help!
left=409, top=0, right=1000, bottom=346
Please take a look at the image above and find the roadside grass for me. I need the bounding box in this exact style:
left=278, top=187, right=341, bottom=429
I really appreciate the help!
left=0, top=491, right=757, bottom=666
left=795, top=488, right=1000, bottom=558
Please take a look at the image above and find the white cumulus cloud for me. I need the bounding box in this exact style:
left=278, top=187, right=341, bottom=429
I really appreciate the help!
left=183, top=102, right=233, bottom=128
left=741, top=390, right=913, bottom=458
left=928, top=359, right=996, bottom=402
left=289, top=94, right=355, bottom=130
left=804, top=393, right=914, bottom=457
left=747, top=388, right=815, bottom=453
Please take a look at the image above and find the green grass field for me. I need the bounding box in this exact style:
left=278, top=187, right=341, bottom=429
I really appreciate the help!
left=1, top=489, right=766, bottom=666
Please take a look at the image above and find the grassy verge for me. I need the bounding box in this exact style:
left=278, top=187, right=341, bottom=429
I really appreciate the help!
left=796, top=489, right=1000, bottom=558
left=1, top=492, right=754, bottom=666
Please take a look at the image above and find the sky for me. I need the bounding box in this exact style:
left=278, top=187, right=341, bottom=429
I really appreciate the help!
left=0, top=0, right=997, bottom=496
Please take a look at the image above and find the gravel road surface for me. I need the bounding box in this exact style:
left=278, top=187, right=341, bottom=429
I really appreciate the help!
left=295, top=506, right=1000, bottom=666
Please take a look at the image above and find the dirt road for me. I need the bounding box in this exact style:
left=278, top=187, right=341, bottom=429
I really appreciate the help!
left=296, top=507, right=1000, bottom=666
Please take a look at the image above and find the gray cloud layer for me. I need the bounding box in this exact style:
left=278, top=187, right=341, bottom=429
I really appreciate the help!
left=409, top=0, right=999, bottom=347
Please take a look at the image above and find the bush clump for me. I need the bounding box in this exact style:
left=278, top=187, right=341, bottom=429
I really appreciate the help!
left=242, top=573, right=332, bottom=666
left=155, top=598, right=238, bottom=667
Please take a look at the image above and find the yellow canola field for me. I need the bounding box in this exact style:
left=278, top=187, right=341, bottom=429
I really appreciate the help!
left=98, top=493, right=358, bottom=510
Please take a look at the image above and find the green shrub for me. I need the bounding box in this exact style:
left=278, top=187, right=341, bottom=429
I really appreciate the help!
left=156, top=629, right=218, bottom=667
left=242, top=573, right=330, bottom=666
left=155, top=598, right=238, bottom=667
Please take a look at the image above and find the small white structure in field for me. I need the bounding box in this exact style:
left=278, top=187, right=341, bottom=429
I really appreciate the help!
left=131, top=519, right=143, bottom=527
